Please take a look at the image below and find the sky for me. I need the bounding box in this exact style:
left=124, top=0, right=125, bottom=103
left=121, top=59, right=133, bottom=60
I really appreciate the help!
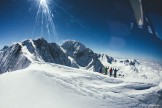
left=0, top=0, right=162, bottom=61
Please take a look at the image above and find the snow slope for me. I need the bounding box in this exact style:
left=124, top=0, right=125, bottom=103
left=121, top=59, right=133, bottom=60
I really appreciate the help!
left=0, top=62, right=162, bottom=108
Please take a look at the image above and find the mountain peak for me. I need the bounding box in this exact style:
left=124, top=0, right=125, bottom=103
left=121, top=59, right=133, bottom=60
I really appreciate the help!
left=35, top=37, right=47, bottom=42
left=0, top=46, right=9, bottom=51
left=61, top=40, right=87, bottom=52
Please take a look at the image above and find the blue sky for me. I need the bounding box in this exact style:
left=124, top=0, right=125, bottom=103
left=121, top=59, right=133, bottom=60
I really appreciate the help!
left=0, top=0, right=162, bottom=61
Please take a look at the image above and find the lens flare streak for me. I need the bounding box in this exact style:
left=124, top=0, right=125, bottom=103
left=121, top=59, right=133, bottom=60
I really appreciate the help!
left=32, top=0, right=56, bottom=41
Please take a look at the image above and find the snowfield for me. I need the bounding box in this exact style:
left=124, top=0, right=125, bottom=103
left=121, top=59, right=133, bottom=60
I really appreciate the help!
left=0, top=62, right=162, bottom=108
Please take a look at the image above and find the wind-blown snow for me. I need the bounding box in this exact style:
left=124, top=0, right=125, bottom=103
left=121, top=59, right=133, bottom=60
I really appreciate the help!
left=0, top=62, right=162, bottom=108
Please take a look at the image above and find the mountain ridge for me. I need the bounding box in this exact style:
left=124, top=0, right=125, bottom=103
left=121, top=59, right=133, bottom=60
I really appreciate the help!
left=0, top=38, right=117, bottom=73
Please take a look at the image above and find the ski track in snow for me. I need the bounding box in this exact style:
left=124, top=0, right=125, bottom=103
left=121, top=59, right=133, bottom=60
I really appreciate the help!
left=1, top=62, right=161, bottom=108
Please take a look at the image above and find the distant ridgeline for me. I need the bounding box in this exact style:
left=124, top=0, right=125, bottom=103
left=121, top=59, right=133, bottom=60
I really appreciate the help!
left=0, top=38, right=141, bottom=74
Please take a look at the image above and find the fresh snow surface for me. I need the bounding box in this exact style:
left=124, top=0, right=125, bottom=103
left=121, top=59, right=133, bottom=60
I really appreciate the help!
left=0, top=62, right=162, bottom=108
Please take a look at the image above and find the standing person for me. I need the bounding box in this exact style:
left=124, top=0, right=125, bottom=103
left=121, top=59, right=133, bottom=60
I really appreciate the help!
left=109, top=67, right=113, bottom=77
left=99, top=67, right=102, bottom=73
left=104, top=67, right=108, bottom=75
left=114, top=68, right=119, bottom=78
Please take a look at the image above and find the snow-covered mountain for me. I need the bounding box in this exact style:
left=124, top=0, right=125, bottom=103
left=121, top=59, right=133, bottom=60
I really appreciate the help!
left=61, top=40, right=110, bottom=71
left=0, top=43, right=31, bottom=74
left=0, top=38, right=71, bottom=73
left=0, top=38, right=119, bottom=74
left=0, top=38, right=161, bottom=78
left=0, top=38, right=162, bottom=107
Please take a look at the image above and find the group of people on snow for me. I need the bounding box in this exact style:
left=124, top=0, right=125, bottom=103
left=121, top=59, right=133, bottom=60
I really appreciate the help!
left=98, top=66, right=119, bottom=78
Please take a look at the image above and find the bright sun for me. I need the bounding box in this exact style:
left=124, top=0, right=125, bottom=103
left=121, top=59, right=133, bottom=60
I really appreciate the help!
left=38, top=0, right=49, bottom=10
